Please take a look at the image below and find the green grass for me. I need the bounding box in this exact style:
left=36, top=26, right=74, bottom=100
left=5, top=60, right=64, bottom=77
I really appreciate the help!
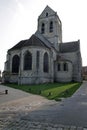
left=4, top=82, right=81, bottom=101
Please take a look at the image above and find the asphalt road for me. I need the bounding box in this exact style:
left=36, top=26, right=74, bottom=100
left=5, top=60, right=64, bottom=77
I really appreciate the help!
left=23, top=81, right=87, bottom=127
left=1, top=82, right=87, bottom=128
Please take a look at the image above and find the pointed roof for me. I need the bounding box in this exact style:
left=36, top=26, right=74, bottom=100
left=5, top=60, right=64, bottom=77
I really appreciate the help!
left=35, top=31, right=52, bottom=48
left=8, top=40, right=28, bottom=51
left=35, top=31, right=58, bottom=52
left=8, top=34, right=52, bottom=52
left=38, top=5, right=57, bottom=19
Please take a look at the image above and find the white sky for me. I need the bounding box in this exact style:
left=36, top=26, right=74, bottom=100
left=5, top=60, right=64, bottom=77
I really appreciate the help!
left=0, top=0, right=87, bottom=72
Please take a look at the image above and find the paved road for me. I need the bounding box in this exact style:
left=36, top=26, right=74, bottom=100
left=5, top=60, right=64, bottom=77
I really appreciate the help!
left=0, top=82, right=87, bottom=129
left=0, top=84, right=52, bottom=111
left=0, top=84, right=30, bottom=104
left=23, top=81, right=87, bottom=127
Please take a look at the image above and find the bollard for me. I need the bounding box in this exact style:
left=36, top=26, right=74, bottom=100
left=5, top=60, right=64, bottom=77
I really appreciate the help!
left=48, top=92, right=52, bottom=96
left=39, top=90, right=41, bottom=94
left=5, top=90, right=8, bottom=94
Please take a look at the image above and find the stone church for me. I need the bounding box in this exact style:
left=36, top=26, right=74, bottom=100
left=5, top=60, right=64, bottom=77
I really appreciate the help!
left=3, top=6, right=82, bottom=84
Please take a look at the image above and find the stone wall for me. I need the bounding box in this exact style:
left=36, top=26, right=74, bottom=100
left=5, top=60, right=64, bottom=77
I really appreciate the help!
left=55, top=61, right=73, bottom=82
left=6, top=46, right=56, bottom=84
left=19, top=46, right=54, bottom=84
left=60, top=51, right=82, bottom=82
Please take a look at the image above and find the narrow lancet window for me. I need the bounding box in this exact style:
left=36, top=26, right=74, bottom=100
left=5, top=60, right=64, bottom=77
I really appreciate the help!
left=63, top=63, right=68, bottom=71
left=49, top=21, right=53, bottom=33
left=36, top=51, right=40, bottom=69
left=41, top=23, right=45, bottom=34
left=57, top=63, right=61, bottom=71
left=12, top=55, right=20, bottom=73
left=43, top=52, right=49, bottom=73
left=24, top=51, right=32, bottom=70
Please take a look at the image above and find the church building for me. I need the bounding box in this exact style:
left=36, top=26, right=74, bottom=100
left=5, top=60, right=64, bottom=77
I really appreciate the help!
left=3, top=6, right=82, bottom=84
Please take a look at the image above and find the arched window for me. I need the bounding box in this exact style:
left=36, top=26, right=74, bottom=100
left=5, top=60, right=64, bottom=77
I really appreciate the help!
left=12, top=55, right=20, bottom=73
left=57, top=63, right=61, bottom=71
left=36, top=51, right=40, bottom=69
left=24, top=51, right=32, bottom=70
left=63, top=63, right=68, bottom=71
left=49, top=21, right=53, bottom=33
left=43, top=52, right=49, bottom=73
left=41, top=23, right=45, bottom=34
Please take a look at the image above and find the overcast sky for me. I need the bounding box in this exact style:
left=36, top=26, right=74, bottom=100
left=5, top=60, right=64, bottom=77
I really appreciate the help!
left=0, top=0, right=87, bottom=72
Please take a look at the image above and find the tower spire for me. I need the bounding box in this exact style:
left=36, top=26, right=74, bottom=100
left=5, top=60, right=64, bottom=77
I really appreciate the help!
left=37, top=6, right=62, bottom=50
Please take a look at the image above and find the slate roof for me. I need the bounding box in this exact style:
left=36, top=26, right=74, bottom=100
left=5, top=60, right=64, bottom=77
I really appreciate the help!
left=8, top=40, right=28, bottom=51
left=8, top=33, right=80, bottom=53
left=59, top=40, right=80, bottom=53
left=8, top=34, right=51, bottom=51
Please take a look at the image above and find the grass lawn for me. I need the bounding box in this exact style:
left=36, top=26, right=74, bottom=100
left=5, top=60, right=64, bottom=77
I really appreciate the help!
left=5, top=82, right=82, bottom=101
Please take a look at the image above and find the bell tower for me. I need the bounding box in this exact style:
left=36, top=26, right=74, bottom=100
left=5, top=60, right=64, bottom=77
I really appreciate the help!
left=37, top=6, right=62, bottom=50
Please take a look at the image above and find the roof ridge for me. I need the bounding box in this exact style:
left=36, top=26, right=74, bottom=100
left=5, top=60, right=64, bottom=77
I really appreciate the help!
left=35, top=31, right=52, bottom=48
